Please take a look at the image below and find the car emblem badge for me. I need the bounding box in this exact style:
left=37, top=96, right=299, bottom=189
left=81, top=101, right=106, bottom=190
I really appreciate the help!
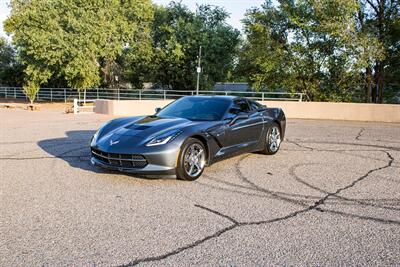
left=110, top=140, right=120, bottom=146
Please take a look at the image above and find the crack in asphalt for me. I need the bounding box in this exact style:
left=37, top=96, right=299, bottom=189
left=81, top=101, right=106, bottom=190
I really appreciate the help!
left=199, top=177, right=400, bottom=209
left=286, top=139, right=398, bottom=154
left=117, top=224, right=238, bottom=267
left=286, top=139, right=314, bottom=151
left=201, top=168, right=400, bottom=211
left=355, top=127, right=365, bottom=140
left=117, top=149, right=398, bottom=266
left=0, top=147, right=90, bottom=160
left=309, top=151, right=394, bottom=209
left=289, top=160, right=400, bottom=211
left=297, top=140, right=400, bottom=151
left=0, top=155, right=89, bottom=160
left=2, top=141, right=90, bottom=158
left=317, top=208, right=400, bottom=225
left=118, top=204, right=311, bottom=267
left=195, top=204, right=239, bottom=224
left=233, top=153, right=399, bottom=220
left=2, top=133, right=398, bottom=266
left=0, top=139, right=89, bottom=145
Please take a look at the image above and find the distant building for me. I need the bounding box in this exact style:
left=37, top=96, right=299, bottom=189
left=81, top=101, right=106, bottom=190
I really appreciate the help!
left=213, top=82, right=251, bottom=92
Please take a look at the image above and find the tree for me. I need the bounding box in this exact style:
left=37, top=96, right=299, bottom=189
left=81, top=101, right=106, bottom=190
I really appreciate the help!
left=357, top=0, right=399, bottom=103
left=238, top=0, right=362, bottom=101
left=237, top=0, right=399, bottom=103
left=4, top=0, right=153, bottom=101
left=0, top=37, right=23, bottom=87
left=236, top=1, right=294, bottom=92
left=282, top=0, right=368, bottom=101
left=197, top=5, right=241, bottom=89
left=127, top=2, right=240, bottom=90
left=382, top=13, right=400, bottom=103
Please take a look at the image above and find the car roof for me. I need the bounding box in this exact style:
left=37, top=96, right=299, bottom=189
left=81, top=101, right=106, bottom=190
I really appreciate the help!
left=182, top=95, right=239, bottom=101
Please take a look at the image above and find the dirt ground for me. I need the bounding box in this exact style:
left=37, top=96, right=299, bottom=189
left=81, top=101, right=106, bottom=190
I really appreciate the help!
left=0, top=98, right=74, bottom=110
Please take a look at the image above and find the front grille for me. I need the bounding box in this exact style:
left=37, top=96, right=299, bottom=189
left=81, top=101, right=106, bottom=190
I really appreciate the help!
left=91, top=148, right=148, bottom=169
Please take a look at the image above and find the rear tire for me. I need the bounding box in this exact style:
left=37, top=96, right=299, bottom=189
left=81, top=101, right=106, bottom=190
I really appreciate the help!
left=176, top=138, right=206, bottom=181
left=261, top=122, right=282, bottom=155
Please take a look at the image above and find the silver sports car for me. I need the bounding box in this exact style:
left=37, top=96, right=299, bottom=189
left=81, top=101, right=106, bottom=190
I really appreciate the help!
left=90, top=96, right=286, bottom=180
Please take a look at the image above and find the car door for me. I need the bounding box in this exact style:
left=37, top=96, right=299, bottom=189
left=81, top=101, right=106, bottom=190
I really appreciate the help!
left=224, top=98, right=264, bottom=151
left=242, top=99, right=264, bottom=143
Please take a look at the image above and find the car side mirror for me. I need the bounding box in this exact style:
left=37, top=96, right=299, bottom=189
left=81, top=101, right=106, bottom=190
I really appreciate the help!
left=258, top=105, right=267, bottom=111
left=229, top=114, right=249, bottom=126
left=155, top=107, right=162, bottom=113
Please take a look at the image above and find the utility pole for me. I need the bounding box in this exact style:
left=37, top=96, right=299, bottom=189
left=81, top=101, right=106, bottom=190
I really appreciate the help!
left=196, top=46, right=202, bottom=95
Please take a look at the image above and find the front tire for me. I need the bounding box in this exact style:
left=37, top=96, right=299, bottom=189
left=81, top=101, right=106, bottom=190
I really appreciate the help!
left=261, top=123, right=282, bottom=155
left=176, top=138, right=206, bottom=181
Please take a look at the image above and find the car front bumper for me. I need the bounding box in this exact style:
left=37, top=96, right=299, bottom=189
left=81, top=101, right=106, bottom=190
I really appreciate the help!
left=90, top=156, right=176, bottom=175
left=90, top=143, right=181, bottom=175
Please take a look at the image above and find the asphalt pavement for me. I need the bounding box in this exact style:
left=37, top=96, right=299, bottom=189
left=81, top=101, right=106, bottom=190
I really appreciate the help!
left=1, top=108, right=399, bottom=266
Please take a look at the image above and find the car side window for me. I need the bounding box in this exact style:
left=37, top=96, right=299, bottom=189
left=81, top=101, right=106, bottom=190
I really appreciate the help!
left=249, top=100, right=263, bottom=111
left=232, top=99, right=251, bottom=113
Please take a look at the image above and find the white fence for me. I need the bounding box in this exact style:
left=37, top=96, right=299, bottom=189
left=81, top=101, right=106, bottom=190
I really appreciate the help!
left=0, top=87, right=303, bottom=102
left=73, top=99, right=95, bottom=114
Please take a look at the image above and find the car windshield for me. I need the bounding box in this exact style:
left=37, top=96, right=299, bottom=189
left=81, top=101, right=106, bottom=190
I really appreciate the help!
left=157, top=97, right=231, bottom=121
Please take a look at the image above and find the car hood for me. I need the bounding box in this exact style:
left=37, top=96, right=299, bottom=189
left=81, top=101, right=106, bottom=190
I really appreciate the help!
left=104, top=116, right=195, bottom=139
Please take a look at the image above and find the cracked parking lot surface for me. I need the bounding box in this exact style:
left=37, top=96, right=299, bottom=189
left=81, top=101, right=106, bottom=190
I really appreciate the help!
left=1, top=109, right=399, bottom=266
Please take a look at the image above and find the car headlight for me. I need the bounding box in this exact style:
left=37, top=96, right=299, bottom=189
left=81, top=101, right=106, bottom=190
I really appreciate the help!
left=92, top=121, right=110, bottom=142
left=92, top=129, right=100, bottom=142
left=146, top=129, right=183, bottom=146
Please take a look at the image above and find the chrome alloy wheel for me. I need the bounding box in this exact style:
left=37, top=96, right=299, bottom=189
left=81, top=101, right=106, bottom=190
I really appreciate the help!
left=268, top=126, right=281, bottom=153
left=184, top=143, right=206, bottom=178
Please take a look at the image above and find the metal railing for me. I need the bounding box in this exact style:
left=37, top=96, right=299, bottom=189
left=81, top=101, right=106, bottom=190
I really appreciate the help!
left=0, top=87, right=303, bottom=102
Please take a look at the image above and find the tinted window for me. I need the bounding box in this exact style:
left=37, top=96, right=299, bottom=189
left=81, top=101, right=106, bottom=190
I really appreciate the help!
left=249, top=100, right=263, bottom=110
left=157, top=97, right=231, bottom=121
left=232, top=99, right=250, bottom=113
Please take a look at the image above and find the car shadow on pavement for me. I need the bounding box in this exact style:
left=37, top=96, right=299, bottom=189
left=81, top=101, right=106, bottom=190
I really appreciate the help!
left=37, top=130, right=104, bottom=173
left=37, top=130, right=176, bottom=180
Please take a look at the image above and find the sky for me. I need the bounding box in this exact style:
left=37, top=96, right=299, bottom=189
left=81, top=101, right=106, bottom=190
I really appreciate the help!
left=152, top=0, right=266, bottom=30
left=0, top=0, right=267, bottom=40
left=0, top=0, right=9, bottom=39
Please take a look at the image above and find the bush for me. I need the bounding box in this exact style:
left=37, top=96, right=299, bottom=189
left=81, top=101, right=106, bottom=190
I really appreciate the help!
left=23, top=82, right=40, bottom=104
